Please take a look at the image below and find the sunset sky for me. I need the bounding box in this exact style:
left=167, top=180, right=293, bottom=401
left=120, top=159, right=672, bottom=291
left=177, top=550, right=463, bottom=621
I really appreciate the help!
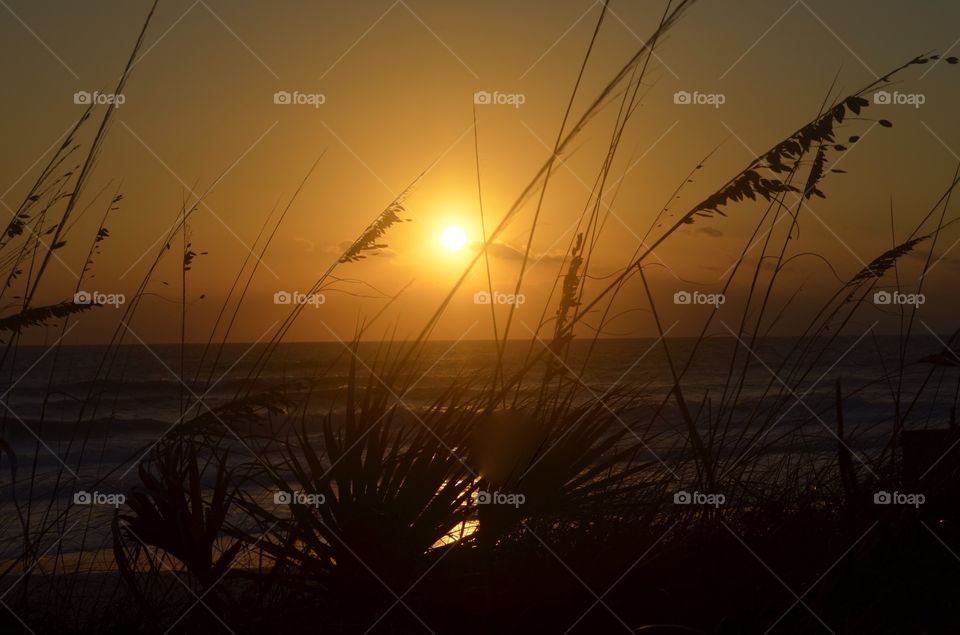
left=2, top=0, right=959, bottom=343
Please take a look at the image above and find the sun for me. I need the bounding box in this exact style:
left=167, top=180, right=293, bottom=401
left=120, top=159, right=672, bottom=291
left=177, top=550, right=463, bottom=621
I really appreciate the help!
left=439, top=226, right=467, bottom=251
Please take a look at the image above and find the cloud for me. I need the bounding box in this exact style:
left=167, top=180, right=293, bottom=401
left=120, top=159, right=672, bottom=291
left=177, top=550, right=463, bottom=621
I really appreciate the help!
left=695, top=226, right=724, bottom=238
left=471, top=241, right=566, bottom=264
left=294, top=237, right=316, bottom=253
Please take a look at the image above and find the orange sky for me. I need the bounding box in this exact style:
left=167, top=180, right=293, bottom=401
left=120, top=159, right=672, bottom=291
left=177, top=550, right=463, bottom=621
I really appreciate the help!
left=2, top=0, right=959, bottom=343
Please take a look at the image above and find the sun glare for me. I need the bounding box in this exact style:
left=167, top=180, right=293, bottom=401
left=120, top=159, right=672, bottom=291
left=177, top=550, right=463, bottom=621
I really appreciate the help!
left=439, top=226, right=467, bottom=251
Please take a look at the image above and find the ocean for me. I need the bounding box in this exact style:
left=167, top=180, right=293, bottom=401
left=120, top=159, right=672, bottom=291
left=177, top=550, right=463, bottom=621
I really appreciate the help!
left=1, top=335, right=953, bottom=440
left=0, top=335, right=954, bottom=563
